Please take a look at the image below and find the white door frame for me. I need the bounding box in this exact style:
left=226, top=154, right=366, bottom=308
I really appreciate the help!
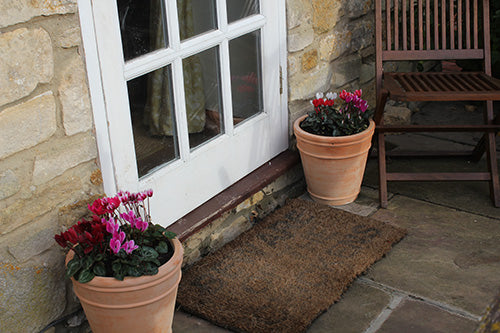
left=77, top=0, right=288, bottom=226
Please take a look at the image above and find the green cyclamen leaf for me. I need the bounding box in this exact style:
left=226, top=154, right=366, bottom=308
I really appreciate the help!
left=93, top=262, right=106, bottom=276
left=163, top=231, right=177, bottom=239
left=156, top=241, right=170, bottom=253
left=66, top=258, right=82, bottom=279
left=82, top=255, right=94, bottom=270
left=141, top=246, right=159, bottom=259
left=112, top=261, right=122, bottom=273
left=78, top=269, right=95, bottom=283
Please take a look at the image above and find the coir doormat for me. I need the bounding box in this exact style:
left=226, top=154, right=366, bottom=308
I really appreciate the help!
left=177, top=198, right=406, bottom=333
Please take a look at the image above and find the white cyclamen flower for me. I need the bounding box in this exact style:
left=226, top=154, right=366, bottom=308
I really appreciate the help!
left=315, top=92, right=324, bottom=99
left=326, top=92, right=337, bottom=100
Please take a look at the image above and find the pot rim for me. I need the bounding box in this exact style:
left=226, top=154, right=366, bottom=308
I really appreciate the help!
left=293, top=114, right=375, bottom=143
left=66, top=237, right=183, bottom=288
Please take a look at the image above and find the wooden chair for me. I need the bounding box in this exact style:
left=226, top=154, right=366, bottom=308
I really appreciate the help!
left=375, top=0, right=500, bottom=208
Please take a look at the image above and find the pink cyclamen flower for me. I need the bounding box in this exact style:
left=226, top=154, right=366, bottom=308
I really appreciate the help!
left=104, top=218, right=120, bottom=234
left=121, top=240, right=139, bottom=254
left=110, top=238, right=121, bottom=254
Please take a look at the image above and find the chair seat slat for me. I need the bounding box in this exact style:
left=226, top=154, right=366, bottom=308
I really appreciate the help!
left=384, top=72, right=500, bottom=101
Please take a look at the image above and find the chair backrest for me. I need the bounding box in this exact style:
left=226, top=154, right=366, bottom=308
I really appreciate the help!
left=375, top=0, right=493, bottom=93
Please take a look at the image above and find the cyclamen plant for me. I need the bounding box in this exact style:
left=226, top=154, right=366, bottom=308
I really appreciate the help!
left=55, top=190, right=176, bottom=283
left=300, top=89, right=374, bottom=137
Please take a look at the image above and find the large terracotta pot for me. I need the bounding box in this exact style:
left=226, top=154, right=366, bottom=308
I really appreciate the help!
left=294, top=115, right=375, bottom=205
left=66, top=238, right=183, bottom=333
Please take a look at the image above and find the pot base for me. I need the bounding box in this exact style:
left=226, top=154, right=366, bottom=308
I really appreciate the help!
left=308, top=190, right=359, bottom=206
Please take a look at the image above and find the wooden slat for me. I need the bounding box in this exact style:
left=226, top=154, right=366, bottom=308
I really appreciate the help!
left=410, top=0, right=415, bottom=50
left=395, top=0, right=399, bottom=49
left=466, top=0, right=471, bottom=48
left=442, top=0, right=446, bottom=48
left=382, top=49, right=484, bottom=60
left=419, top=74, right=443, bottom=90
left=419, top=0, right=424, bottom=49
left=386, top=172, right=491, bottom=181
left=451, top=73, right=479, bottom=90
left=403, top=0, right=408, bottom=49
left=383, top=74, right=407, bottom=96
left=377, top=124, right=500, bottom=132
left=434, top=0, right=439, bottom=49
left=387, top=0, right=392, bottom=50
left=458, top=0, right=463, bottom=49
left=473, top=0, right=478, bottom=49
left=469, top=74, right=496, bottom=90
left=435, top=74, right=456, bottom=90
left=426, top=0, right=431, bottom=49
left=386, top=90, right=500, bottom=101
left=450, top=0, right=455, bottom=48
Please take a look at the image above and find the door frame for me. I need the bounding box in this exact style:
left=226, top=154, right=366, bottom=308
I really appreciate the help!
left=77, top=0, right=289, bottom=224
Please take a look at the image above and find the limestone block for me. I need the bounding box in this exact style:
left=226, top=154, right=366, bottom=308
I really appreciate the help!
left=286, top=0, right=312, bottom=29
left=301, top=49, right=318, bottom=72
left=331, top=55, right=362, bottom=88
left=288, top=54, right=299, bottom=77
left=33, top=135, right=97, bottom=186
left=0, top=250, right=66, bottom=332
left=288, top=26, right=314, bottom=52
left=0, top=28, right=54, bottom=106
left=59, top=55, right=92, bottom=136
left=0, top=0, right=77, bottom=28
left=56, top=26, right=81, bottom=48
left=311, top=0, right=342, bottom=33
left=263, top=165, right=304, bottom=196
left=0, top=170, right=21, bottom=200
left=347, top=19, right=374, bottom=53
left=0, top=92, right=56, bottom=159
left=0, top=176, right=82, bottom=234
left=346, top=0, right=372, bottom=19
left=360, top=62, right=375, bottom=84
left=289, top=66, right=331, bottom=101
left=7, top=213, right=58, bottom=263
left=384, top=105, right=412, bottom=126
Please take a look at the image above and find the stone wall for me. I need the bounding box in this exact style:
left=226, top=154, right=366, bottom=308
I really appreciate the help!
left=0, top=1, right=380, bottom=332
left=286, top=0, right=376, bottom=134
left=0, top=2, right=103, bottom=332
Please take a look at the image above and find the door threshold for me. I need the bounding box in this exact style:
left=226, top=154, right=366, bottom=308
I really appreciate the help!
left=167, top=150, right=300, bottom=241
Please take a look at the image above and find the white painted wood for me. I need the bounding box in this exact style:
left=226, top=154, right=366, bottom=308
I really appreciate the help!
left=77, top=0, right=117, bottom=194
left=79, top=0, right=288, bottom=226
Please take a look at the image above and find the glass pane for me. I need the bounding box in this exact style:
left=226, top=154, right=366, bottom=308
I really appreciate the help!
left=117, top=0, right=168, bottom=61
left=183, top=47, right=223, bottom=150
left=227, top=0, right=259, bottom=23
left=229, top=30, right=263, bottom=124
left=128, top=66, right=179, bottom=177
left=177, top=0, right=217, bottom=41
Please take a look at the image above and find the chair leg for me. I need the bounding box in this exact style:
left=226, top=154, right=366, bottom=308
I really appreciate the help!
left=471, top=112, right=500, bottom=162
left=378, top=131, right=388, bottom=208
left=375, top=90, right=389, bottom=208
left=484, top=101, right=500, bottom=207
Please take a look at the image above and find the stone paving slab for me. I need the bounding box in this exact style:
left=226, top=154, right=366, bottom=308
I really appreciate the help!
left=172, top=311, right=232, bottom=333
left=363, top=156, right=500, bottom=219
left=306, top=281, right=391, bottom=333
left=366, top=195, right=500, bottom=316
left=377, top=298, right=477, bottom=333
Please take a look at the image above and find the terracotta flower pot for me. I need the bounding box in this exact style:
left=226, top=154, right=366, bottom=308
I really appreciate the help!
left=294, top=115, right=375, bottom=205
left=66, top=238, right=183, bottom=333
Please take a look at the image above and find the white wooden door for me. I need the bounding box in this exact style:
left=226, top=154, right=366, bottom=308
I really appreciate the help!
left=78, top=0, right=288, bottom=226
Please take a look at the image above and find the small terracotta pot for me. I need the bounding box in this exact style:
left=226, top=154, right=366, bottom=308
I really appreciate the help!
left=294, top=115, right=375, bottom=205
left=66, top=238, right=183, bottom=333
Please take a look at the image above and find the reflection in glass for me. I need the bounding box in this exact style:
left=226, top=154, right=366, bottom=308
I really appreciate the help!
left=229, top=31, right=263, bottom=124
left=117, top=0, right=168, bottom=61
left=227, top=0, right=259, bottom=23
left=177, top=0, right=217, bottom=41
left=128, top=66, right=179, bottom=177
left=183, top=47, right=223, bottom=150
